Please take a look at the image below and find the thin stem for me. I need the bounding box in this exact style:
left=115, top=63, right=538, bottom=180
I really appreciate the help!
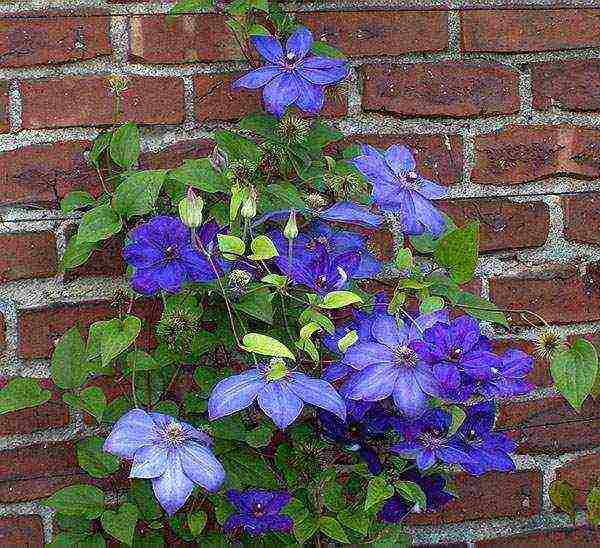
left=454, top=303, right=550, bottom=328
left=397, top=307, right=423, bottom=335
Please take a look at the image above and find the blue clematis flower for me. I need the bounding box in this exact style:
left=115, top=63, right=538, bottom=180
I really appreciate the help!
left=340, top=310, right=449, bottom=417
left=391, top=408, right=470, bottom=471
left=456, top=402, right=517, bottom=475
left=223, top=489, right=293, bottom=535
left=103, top=409, right=225, bottom=516
left=208, top=359, right=346, bottom=429
left=233, top=27, right=349, bottom=117
left=476, top=349, right=535, bottom=398
left=352, top=144, right=448, bottom=236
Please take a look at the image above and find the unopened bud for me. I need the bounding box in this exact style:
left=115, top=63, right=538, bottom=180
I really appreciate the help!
left=178, top=188, right=204, bottom=228
left=241, top=188, right=257, bottom=219
left=283, top=210, right=298, bottom=240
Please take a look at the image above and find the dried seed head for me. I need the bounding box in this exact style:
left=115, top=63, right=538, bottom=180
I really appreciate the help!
left=535, top=330, right=565, bottom=361
left=276, top=115, right=310, bottom=143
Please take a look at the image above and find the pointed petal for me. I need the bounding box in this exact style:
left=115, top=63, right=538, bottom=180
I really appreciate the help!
left=263, top=72, right=300, bottom=117
left=318, top=202, right=383, bottom=228
left=352, top=153, right=396, bottom=186
left=296, top=57, right=349, bottom=84
left=208, top=369, right=264, bottom=420
left=294, top=77, right=325, bottom=115
left=251, top=35, right=284, bottom=65
left=151, top=452, right=195, bottom=516
left=392, top=372, right=430, bottom=417
left=411, top=192, right=447, bottom=237
left=103, top=409, right=158, bottom=459
left=416, top=177, right=448, bottom=199
left=257, top=382, right=304, bottom=429
left=371, top=314, right=408, bottom=349
left=347, top=364, right=398, bottom=402
left=417, top=448, right=436, bottom=471
left=286, top=27, right=313, bottom=60
left=288, top=372, right=346, bottom=420
left=343, top=341, right=394, bottom=370
left=232, top=66, right=284, bottom=89
left=130, top=443, right=169, bottom=479
left=385, top=145, right=416, bottom=173
left=178, top=442, right=226, bottom=492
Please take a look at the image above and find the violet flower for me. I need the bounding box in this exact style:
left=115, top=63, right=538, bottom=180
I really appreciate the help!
left=476, top=349, right=535, bottom=398
left=391, top=408, right=470, bottom=471
left=103, top=409, right=225, bottom=516
left=457, top=402, right=517, bottom=476
left=208, top=359, right=346, bottom=429
left=352, top=144, right=447, bottom=236
left=224, top=489, right=293, bottom=535
left=233, top=27, right=348, bottom=117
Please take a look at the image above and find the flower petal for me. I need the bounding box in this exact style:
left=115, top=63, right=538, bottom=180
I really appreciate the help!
left=151, top=451, right=195, bottom=516
left=346, top=364, right=398, bottom=402
left=343, top=341, right=394, bottom=370
left=385, top=145, right=416, bottom=173
left=288, top=372, right=346, bottom=420
left=178, top=442, right=226, bottom=492
left=103, top=409, right=158, bottom=458
left=130, top=443, right=169, bottom=479
left=416, top=177, right=448, bottom=199
left=296, top=57, right=349, bottom=84
left=317, top=202, right=383, bottom=228
left=286, top=27, right=313, bottom=60
left=257, top=382, right=304, bottom=429
left=232, top=66, right=284, bottom=90
left=294, top=77, right=325, bottom=115
left=353, top=152, right=397, bottom=187
left=263, top=514, right=293, bottom=532
left=371, top=314, right=408, bottom=349
left=263, top=73, right=300, bottom=117
left=411, top=192, right=447, bottom=237
left=123, top=242, right=164, bottom=269
left=392, top=372, right=430, bottom=417
left=155, top=261, right=186, bottom=294
left=208, top=369, right=264, bottom=420
left=251, top=35, right=284, bottom=65
left=130, top=266, right=161, bottom=296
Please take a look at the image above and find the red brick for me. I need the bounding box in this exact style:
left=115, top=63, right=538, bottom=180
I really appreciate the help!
left=0, top=378, right=69, bottom=436
left=492, top=339, right=550, bottom=387
left=139, top=139, right=215, bottom=171
left=472, top=126, right=600, bottom=184
left=0, top=232, right=58, bottom=283
left=407, top=470, right=541, bottom=525
left=361, top=62, right=519, bottom=118
left=0, top=80, right=8, bottom=133
left=0, top=141, right=99, bottom=207
left=0, top=312, right=5, bottom=351
left=18, top=299, right=162, bottom=359
left=330, top=134, right=463, bottom=186
left=489, top=262, right=600, bottom=326
left=21, top=76, right=185, bottom=129
left=556, top=455, right=600, bottom=508
left=0, top=515, right=44, bottom=547
left=193, top=74, right=347, bottom=122
left=564, top=192, right=600, bottom=246
left=461, top=10, right=600, bottom=53
left=438, top=199, right=549, bottom=253
left=130, top=14, right=241, bottom=63
left=532, top=60, right=600, bottom=113
left=299, top=10, right=448, bottom=57
left=0, top=15, right=111, bottom=68
left=477, top=526, right=600, bottom=547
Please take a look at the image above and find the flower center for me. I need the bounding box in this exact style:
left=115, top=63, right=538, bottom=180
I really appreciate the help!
left=164, top=245, right=179, bottom=261
left=395, top=346, right=417, bottom=368
left=165, top=423, right=186, bottom=444
left=252, top=502, right=266, bottom=517
left=449, top=348, right=462, bottom=361
left=266, top=358, right=289, bottom=381
left=286, top=51, right=296, bottom=63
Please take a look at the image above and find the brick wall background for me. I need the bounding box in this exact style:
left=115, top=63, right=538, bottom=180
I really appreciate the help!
left=1, top=1, right=600, bottom=546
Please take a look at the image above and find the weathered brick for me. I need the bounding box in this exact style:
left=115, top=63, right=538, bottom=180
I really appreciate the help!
left=139, top=139, right=215, bottom=171
left=193, top=74, right=347, bottom=122
left=0, top=312, right=5, bottom=351
left=489, top=262, right=600, bottom=325
left=0, top=141, right=99, bottom=206
left=461, top=10, right=600, bottom=53
left=477, top=526, right=600, bottom=547
left=0, top=15, right=111, bottom=68
left=130, top=14, right=241, bottom=63
left=21, top=76, right=185, bottom=129
left=472, top=126, right=600, bottom=184
left=532, top=60, right=600, bottom=113
left=330, top=134, right=463, bottom=186
left=438, top=199, right=549, bottom=253
left=0, top=378, right=69, bottom=436
left=0, top=232, right=58, bottom=283
left=300, top=10, right=448, bottom=57
left=556, top=455, right=600, bottom=508
left=361, top=62, right=519, bottom=118
left=407, top=470, right=541, bottom=525
left=563, top=192, right=600, bottom=246
left=0, top=80, right=9, bottom=133
left=18, top=299, right=162, bottom=359
left=0, top=515, right=44, bottom=547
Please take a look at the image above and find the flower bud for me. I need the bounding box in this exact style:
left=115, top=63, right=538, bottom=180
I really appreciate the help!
left=283, top=210, right=298, bottom=240
left=241, top=188, right=257, bottom=219
left=178, top=188, right=204, bottom=228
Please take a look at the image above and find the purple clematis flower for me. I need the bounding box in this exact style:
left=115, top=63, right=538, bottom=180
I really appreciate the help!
left=233, top=27, right=349, bottom=117
left=103, top=409, right=225, bottom=516
left=457, top=402, right=517, bottom=476
left=391, top=408, right=470, bottom=471
left=224, top=489, right=293, bottom=535
left=208, top=359, right=346, bottom=429
left=352, top=144, right=447, bottom=236
left=341, top=311, right=449, bottom=417
left=476, top=349, right=535, bottom=398
left=412, top=316, right=500, bottom=396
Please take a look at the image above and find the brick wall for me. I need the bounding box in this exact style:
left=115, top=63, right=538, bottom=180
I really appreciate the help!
left=1, top=1, right=600, bottom=546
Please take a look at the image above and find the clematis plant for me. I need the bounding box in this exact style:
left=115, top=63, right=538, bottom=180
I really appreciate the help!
left=29, top=2, right=561, bottom=547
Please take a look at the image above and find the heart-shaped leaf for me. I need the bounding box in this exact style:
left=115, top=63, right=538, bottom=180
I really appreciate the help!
left=101, top=502, right=139, bottom=546
left=88, top=315, right=141, bottom=367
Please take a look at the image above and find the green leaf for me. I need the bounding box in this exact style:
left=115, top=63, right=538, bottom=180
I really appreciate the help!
left=549, top=480, right=577, bottom=522
left=320, top=290, right=363, bottom=309
left=77, top=204, right=123, bottom=243
left=112, top=170, right=166, bottom=219
left=235, top=287, right=274, bottom=324
left=102, top=396, right=133, bottom=424
left=64, top=387, right=107, bottom=422
left=0, top=378, right=52, bottom=415
left=61, top=236, right=95, bottom=271
left=261, top=273, right=288, bottom=288
left=217, top=234, right=245, bottom=259
left=110, top=122, right=140, bottom=169
left=551, top=337, right=598, bottom=410
left=187, top=510, right=207, bottom=537
left=395, top=480, right=427, bottom=510
left=337, top=507, right=371, bottom=536
left=89, top=315, right=141, bottom=367
left=338, top=330, right=358, bottom=353
left=169, top=158, right=229, bottom=194
left=587, top=486, right=600, bottom=525
left=319, top=516, right=349, bottom=543
left=48, top=532, right=103, bottom=548
left=245, top=421, right=275, bottom=448
left=434, top=222, right=479, bottom=284
left=193, top=367, right=222, bottom=397
left=303, top=121, right=343, bottom=151
left=299, top=308, right=335, bottom=334
left=220, top=447, right=279, bottom=489
left=452, top=291, right=509, bottom=327
left=323, top=481, right=346, bottom=512
left=241, top=333, right=295, bottom=360
left=61, top=191, right=95, bottom=214
left=370, top=526, right=412, bottom=547
left=211, top=414, right=247, bottom=441
left=51, top=326, right=90, bottom=389
left=247, top=24, right=270, bottom=36
left=395, top=247, right=413, bottom=270
left=249, top=235, right=279, bottom=260
left=447, top=404, right=467, bottom=436
left=77, top=437, right=120, bottom=478
left=239, top=112, right=278, bottom=137
left=419, top=295, right=445, bottom=315
left=293, top=515, right=318, bottom=544
left=263, top=183, right=307, bottom=212
left=130, top=480, right=162, bottom=521
left=364, top=476, right=394, bottom=511
left=215, top=130, right=261, bottom=164
left=124, top=350, right=160, bottom=372
left=168, top=0, right=213, bottom=20
left=89, top=132, right=112, bottom=168
left=45, top=485, right=105, bottom=519
left=101, top=502, right=139, bottom=546
left=311, top=40, right=346, bottom=59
